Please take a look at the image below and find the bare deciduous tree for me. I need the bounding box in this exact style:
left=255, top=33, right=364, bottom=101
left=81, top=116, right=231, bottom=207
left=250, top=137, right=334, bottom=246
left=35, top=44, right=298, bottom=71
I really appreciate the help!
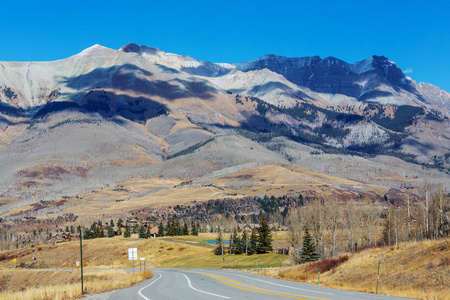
left=269, top=209, right=283, bottom=253
left=324, top=199, right=341, bottom=256
left=287, top=207, right=302, bottom=248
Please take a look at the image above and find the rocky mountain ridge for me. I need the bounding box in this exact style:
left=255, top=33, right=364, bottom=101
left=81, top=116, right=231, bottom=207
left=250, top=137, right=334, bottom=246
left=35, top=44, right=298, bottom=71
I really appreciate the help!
left=0, top=42, right=449, bottom=205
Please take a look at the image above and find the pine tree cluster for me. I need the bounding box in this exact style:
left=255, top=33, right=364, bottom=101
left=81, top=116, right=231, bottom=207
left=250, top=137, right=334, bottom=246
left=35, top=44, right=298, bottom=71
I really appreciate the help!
left=215, top=215, right=273, bottom=256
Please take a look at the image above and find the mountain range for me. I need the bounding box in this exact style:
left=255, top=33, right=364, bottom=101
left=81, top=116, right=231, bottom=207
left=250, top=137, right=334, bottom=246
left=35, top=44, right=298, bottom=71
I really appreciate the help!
left=0, top=43, right=449, bottom=215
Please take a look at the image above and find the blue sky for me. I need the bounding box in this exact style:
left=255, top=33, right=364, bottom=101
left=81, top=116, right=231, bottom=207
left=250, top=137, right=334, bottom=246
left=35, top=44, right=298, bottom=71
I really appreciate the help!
left=1, top=0, right=449, bottom=91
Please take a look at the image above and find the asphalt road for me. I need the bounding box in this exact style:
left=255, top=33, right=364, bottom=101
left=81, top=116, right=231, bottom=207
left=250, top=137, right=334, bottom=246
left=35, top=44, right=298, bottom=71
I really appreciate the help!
left=108, top=268, right=412, bottom=300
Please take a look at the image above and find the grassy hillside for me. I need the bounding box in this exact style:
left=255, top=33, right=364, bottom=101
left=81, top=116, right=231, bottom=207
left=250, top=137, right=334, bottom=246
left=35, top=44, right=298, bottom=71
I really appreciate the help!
left=0, top=163, right=403, bottom=233
left=0, top=233, right=288, bottom=299
left=261, top=238, right=450, bottom=300
left=0, top=233, right=288, bottom=270
left=0, top=234, right=448, bottom=299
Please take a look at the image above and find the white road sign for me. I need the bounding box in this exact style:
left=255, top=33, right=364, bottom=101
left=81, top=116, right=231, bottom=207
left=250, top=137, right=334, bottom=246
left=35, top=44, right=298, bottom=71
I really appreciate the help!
left=140, top=257, right=145, bottom=261
left=128, top=248, right=137, bottom=260
left=76, top=261, right=80, bottom=266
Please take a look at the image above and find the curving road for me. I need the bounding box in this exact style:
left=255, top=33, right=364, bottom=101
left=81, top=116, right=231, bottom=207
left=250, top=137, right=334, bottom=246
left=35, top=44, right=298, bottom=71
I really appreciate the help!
left=108, top=268, right=412, bottom=300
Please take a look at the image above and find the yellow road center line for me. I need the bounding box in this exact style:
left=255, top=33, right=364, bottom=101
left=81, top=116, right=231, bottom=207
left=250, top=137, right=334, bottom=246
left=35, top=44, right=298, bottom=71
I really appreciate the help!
left=182, top=271, right=331, bottom=300
left=205, top=272, right=330, bottom=300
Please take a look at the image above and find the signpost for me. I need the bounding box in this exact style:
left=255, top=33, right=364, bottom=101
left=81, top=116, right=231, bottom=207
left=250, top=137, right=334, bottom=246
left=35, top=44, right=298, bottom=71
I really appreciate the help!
left=140, top=257, right=145, bottom=271
left=258, top=258, right=261, bottom=273
left=279, top=259, right=282, bottom=278
left=129, top=248, right=137, bottom=277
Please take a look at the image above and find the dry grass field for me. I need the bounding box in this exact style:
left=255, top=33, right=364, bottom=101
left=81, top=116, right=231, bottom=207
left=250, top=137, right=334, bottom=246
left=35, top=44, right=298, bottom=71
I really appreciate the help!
left=0, top=269, right=152, bottom=300
left=209, top=164, right=392, bottom=198
left=0, top=235, right=201, bottom=270
left=260, top=238, right=450, bottom=300
left=0, top=233, right=289, bottom=299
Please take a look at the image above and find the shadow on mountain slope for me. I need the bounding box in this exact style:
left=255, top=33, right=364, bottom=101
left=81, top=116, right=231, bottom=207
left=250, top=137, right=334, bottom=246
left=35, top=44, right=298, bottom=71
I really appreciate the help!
left=58, top=63, right=216, bottom=101
left=401, top=138, right=436, bottom=156
left=358, top=90, right=394, bottom=102
left=247, top=81, right=314, bottom=101
left=0, top=103, right=33, bottom=127
left=154, top=64, right=181, bottom=74
left=34, top=91, right=168, bottom=123
left=0, top=102, right=27, bottom=118
left=32, top=63, right=222, bottom=122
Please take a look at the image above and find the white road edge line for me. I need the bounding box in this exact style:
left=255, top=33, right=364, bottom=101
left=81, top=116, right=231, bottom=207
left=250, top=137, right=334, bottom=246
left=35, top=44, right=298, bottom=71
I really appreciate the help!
left=138, top=273, right=162, bottom=300
left=229, top=273, right=334, bottom=295
left=181, top=273, right=231, bottom=299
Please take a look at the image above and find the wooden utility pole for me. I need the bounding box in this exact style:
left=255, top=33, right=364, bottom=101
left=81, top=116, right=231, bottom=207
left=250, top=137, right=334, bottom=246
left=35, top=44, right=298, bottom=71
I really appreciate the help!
left=78, top=226, right=84, bottom=295
left=376, top=256, right=381, bottom=294
left=407, top=195, right=411, bottom=242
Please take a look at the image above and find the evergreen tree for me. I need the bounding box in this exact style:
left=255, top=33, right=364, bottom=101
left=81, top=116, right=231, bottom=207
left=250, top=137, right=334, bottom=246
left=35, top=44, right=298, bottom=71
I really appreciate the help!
left=215, top=230, right=224, bottom=255
left=175, top=219, right=182, bottom=236
left=65, top=226, right=69, bottom=232
left=92, top=221, right=101, bottom=238
left=157, top=221, right=165, bottom=237
left=166, top=217, right=178, bottom=236
left=257, top=215, right=273, bottom=254
left=83, top=228, right=93, bottom=240
left=248, top=229, right=258, bottom=255
left=165, top=219, right=172, bottom=236
left=172, top=218, right=178, bottom=236
left=118, top=227, right=123, bottom=236
left=70, top=225, right=75, bottom=234
left=110, top=219, right=115, bottom=227
left=235, top=234, right=244, bottom=254
left=118, top=218, right=123, bottom=225
left=138, top=226, right=148, bottom=239
left=108, top=225, right=115, bottom=237
left=123, top=226, right=131, bottom=238
left=300, top=227, right=319, bottom=263
left=182, top=222, right=189, bottom=236
left=230, top=227, right=243, bottom=254
left=191, top=222, right=199, bottom=236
